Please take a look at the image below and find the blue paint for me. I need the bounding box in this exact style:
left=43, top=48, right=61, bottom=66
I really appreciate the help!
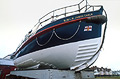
left=16, top=7, right=103, bottom=58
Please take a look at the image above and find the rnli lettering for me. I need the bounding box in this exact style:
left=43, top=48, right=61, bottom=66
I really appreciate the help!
left=63, top=13, right=93, bottom=22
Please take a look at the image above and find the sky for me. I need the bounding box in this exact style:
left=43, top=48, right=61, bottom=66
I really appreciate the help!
left=0, top=0, right=120, bottom=71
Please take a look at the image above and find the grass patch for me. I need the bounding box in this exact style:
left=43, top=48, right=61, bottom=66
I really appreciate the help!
left=96, top=76, right=120, bottom=79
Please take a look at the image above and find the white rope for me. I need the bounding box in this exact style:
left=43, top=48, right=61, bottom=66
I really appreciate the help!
left=36, top=21, right=81, bottom=46
left=53, top=21, right=81, bottom=40
left=36, top=30, right=54, bottom=46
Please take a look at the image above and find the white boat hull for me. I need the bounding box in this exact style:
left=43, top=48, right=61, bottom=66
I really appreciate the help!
left=14, top=37, right=101, bottom=71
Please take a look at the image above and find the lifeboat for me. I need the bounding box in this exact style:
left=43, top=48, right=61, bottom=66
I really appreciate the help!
left=11, top=0, right=107, bottom=71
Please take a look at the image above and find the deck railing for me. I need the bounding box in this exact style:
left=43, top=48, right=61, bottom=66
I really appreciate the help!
left=14, top=0, right=103, bottom=54
left=32, top=0, right=102, bottom=31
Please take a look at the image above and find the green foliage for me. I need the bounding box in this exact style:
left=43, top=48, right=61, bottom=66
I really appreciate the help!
left=96, top=76, right=120, bottom=79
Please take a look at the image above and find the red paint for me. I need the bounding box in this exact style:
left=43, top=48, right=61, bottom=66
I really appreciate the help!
left=0, top=65, right=16, bottom=79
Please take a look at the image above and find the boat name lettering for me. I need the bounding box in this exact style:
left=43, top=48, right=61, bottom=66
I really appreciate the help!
left=64, top=13, right=93, bottom=22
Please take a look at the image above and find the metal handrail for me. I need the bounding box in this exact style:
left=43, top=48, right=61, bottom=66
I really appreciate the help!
left=40, top=6, right=101, bottom=25
left=12, top=0, right=105, bottom=59
left=14, top=0, right=103, bottom=54
left=33, top=0, right=102, bottom=31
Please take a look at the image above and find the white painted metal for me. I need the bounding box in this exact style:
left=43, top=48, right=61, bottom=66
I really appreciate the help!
left=14, top=37, right=101, bottom=71
left=0, top=58, right=14, bottom=66
left=9, top=69, right=95, bottom=79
